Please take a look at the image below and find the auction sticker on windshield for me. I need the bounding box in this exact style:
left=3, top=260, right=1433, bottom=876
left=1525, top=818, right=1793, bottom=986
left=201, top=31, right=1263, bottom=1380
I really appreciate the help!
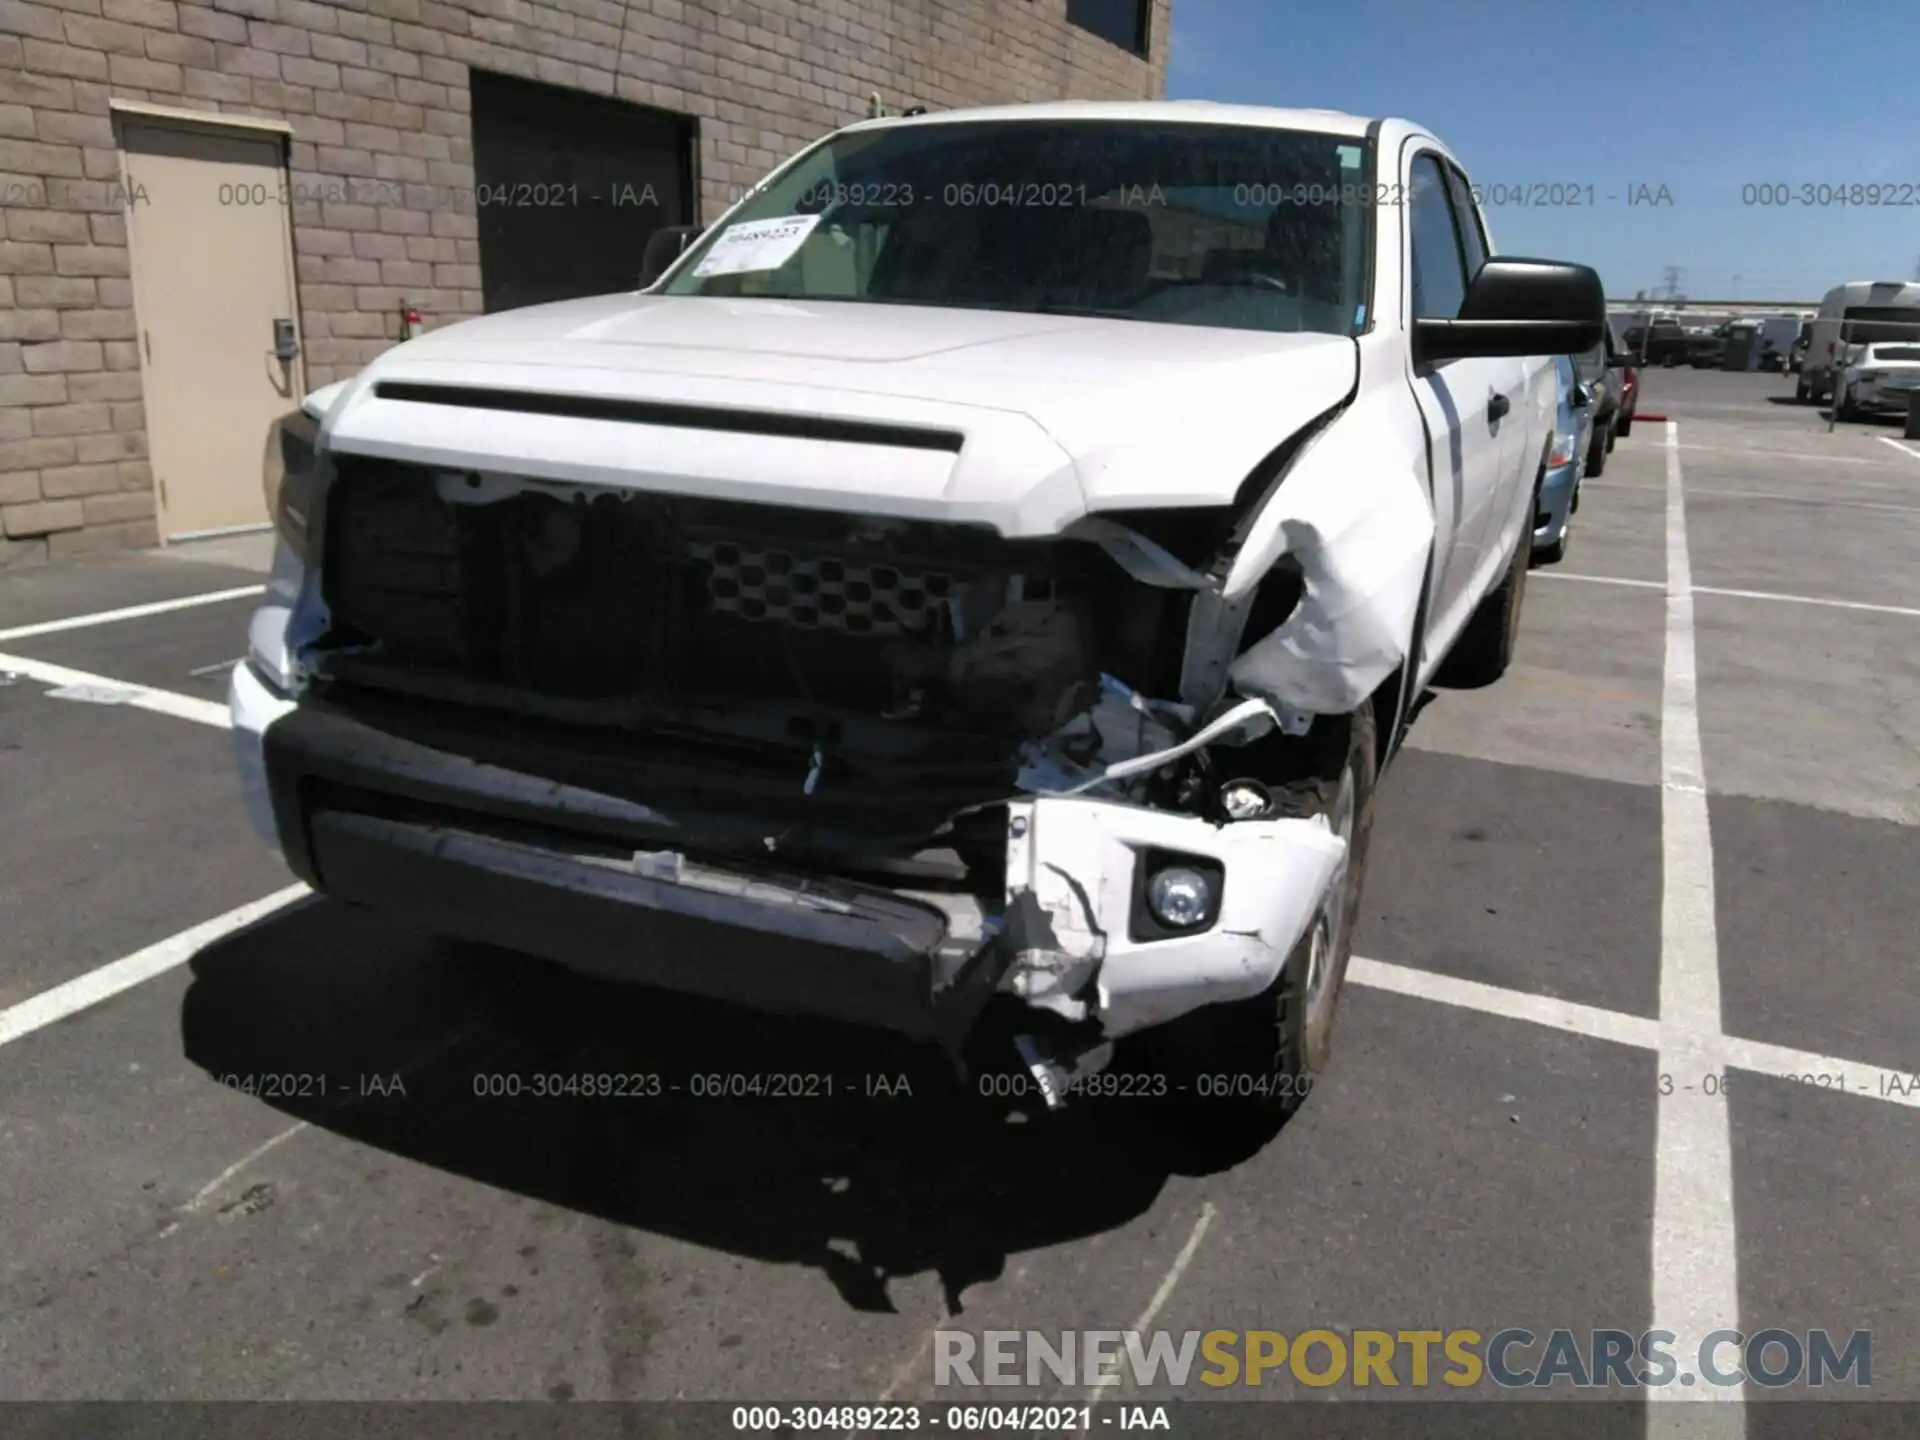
left=691, top=214, right=821, bottom=277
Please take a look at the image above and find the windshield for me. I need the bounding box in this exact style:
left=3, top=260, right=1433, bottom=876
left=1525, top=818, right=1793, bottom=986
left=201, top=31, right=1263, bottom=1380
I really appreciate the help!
left=1841, top=306, right=1920, bottom=345
left=661, top=119, right=1373, bottom=337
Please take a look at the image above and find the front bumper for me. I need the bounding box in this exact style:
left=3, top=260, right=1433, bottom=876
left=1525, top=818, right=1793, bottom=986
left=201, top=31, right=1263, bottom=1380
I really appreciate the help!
left=1533, top=460, right=1578, bottom=550
left=231, top=623, right=1345, bottom=1049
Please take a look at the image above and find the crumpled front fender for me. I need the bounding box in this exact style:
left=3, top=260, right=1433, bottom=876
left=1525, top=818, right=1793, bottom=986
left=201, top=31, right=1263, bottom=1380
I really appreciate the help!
left=1216, top=400, right=1435, bottom=716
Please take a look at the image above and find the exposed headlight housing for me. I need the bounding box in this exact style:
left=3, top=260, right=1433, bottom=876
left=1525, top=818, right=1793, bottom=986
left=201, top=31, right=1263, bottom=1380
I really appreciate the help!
left=1219, top=779, right=1273, bottom=821
left=261, top=408, right=321, bottom=559
left=1547, top=431, right=1578, bottom=467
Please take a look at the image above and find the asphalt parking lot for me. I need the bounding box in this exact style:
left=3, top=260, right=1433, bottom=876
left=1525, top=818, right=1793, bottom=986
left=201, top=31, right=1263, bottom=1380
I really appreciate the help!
left=1, top=367, right=1916, bottom=1431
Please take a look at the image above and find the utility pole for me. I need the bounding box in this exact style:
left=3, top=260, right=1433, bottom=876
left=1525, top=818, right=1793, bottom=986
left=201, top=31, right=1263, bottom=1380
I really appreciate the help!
left=1661, top=266, right=1684, bottom=303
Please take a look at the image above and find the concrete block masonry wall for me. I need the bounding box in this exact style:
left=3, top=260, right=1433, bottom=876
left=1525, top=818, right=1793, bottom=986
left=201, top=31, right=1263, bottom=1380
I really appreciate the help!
left=0, top=0, right=1171, bottom=563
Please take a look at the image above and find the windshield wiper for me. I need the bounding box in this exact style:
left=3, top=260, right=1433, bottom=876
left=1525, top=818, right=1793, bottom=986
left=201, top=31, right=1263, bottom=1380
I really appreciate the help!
left=1024, top=302, right=1142, bottom=321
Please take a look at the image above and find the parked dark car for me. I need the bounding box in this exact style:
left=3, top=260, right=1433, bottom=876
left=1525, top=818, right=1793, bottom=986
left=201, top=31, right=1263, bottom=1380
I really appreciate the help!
left=1687, top=330, right=1728, bottom=368
left=1574, top=322, right=1633, bottom=474
left=1626, top=319, right=1688, bottom=366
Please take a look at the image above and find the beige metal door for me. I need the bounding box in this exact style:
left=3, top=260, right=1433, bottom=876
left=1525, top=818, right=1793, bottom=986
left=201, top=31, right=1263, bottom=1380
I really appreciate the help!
left=121, top=118, right=304, bottom=539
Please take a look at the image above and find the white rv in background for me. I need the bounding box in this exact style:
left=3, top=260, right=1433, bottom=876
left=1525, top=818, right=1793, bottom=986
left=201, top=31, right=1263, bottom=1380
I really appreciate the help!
left=1798, top=280, right=1920, bottom=402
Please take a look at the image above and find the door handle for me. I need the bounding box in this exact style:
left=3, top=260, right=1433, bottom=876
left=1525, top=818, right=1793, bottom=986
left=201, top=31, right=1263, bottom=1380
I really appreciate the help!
left=1487, top=391, right=1511, bottom=422
left=272, top=318, right=300, bottom=362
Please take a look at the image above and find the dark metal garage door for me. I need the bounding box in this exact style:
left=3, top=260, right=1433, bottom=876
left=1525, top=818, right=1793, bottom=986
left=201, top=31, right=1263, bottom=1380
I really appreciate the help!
left=468, top=69, right=695, bottom=314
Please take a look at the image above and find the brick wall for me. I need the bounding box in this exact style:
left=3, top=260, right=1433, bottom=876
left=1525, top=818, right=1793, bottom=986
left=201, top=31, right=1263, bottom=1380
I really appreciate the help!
left=0, top=0, right=1171, bottom=563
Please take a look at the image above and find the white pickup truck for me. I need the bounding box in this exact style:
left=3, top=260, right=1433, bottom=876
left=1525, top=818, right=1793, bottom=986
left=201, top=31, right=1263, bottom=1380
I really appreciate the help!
left=237, top=101, right=1602, bottom=1136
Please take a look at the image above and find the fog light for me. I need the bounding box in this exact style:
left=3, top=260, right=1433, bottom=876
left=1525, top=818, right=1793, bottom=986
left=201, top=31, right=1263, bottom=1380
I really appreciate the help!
left=1147, top=866, right=1213, bottom=928
left=1219, top=779, right=1271, bottom=821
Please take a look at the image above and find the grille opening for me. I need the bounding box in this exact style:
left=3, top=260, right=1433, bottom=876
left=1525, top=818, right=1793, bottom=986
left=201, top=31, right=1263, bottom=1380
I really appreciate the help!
left=315, top=457, right=1191, bottom=767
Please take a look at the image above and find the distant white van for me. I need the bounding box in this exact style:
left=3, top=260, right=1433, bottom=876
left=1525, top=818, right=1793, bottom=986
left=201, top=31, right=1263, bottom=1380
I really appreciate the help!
left=1798, top=280, right=1920, bottom=402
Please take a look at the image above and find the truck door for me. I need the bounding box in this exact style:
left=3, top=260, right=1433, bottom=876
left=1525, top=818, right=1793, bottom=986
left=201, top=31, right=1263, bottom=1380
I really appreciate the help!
left=1404, top=149, right=1525, bottom=670
left=1444, top=161, right=1537, bottom=571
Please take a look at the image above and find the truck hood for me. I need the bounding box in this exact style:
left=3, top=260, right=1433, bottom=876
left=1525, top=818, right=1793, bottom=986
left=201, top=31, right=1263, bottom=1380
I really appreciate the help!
left=318, top=295, right=1358, bottom=538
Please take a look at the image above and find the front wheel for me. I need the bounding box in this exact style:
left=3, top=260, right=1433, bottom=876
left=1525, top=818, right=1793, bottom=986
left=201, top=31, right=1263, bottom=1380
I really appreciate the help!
left=1141, top=700, right=1378, bottom=1138
left=1615, top=411, right=1633, bottom=439
left=1836, top=386, right=1859, bottom=421
left=1436, top=511, right=1530, bottom=688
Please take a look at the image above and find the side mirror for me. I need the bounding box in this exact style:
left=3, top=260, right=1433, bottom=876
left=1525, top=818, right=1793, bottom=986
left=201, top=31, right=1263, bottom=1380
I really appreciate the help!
left=639, top=225, right=701, bottom=288
left=1570, top=382, right=1593, bottom=409
left=1413, top=257, right=1606, bottom=364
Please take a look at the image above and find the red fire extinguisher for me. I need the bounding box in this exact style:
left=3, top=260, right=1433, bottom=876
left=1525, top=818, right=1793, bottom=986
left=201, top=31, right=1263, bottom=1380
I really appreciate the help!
left=399, top=300, right=423, bottom=342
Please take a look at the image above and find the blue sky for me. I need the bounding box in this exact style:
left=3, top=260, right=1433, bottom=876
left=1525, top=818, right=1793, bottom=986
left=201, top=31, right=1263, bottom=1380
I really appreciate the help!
left=1165, top=0, right=1920, bottom=302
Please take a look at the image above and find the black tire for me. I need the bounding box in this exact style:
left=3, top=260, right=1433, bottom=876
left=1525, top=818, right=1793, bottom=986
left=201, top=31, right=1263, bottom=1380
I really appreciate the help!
left=1533, top=526, right=1567, bottom=566
left=1436, top=512, right=1529, bottom=689
left=1585, top=417, right=1610, bottom=477
left=1140, top=700, right=1378, bottom=1142
left=1795, top=373, right=1811, bottom=403
left=1836, top=385, right=1859, bottom=422
left=1605, top=423, right=1617, bottom=454
left=1615, top=411, right=1633, bottom=439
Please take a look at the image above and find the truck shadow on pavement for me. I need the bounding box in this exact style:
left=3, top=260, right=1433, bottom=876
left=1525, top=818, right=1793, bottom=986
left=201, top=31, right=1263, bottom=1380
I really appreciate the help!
left=178, top=894, right=1220, bottom=1316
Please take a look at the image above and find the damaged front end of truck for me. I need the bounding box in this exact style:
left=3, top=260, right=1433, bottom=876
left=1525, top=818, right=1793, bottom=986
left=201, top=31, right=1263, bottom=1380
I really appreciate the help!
left=246, top=395, right=1433, bottom=1103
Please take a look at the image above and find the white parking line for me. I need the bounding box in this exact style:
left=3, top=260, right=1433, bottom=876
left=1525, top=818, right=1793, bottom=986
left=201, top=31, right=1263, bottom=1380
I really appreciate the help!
left=1876, top=437, right=1920, bottom=462
left=0, top=652, right=231, bottom=729
left=1540, top=573, right=1666, bottom=590
left=1082, top=1201, right=1217, bottom=1416
left=1676, top=443, right=1908, bottom=467
left=1347, top=958, right=1917, bottom=1107
left=1348, top=956, right=1659, bottom=1049
left=1688, top=585, right=1920, bottom=620
left=1539, top=571, right=1920, bottom=619
left=182, top=1122, right=310, bottom=1213
left=0, top=885, right=310, bottom=1050
left=1648, top=419, right=1743, bottom=1425
left=1685, top=487, right=1920, bottom=514
left=0, top=585, right=261, bottom=644
left=1597, top=481, right=1920, bottom=514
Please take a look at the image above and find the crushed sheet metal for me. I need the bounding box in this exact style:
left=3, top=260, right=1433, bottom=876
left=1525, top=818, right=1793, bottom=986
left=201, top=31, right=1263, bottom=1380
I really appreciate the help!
left=1226, top=517, right=1431, bottom=715
left=1002, top=800, right=1114, bottom=1021
left=1218, top=444, right=1433, bottom=715
left=1066, top=516, right=1213, bottom=589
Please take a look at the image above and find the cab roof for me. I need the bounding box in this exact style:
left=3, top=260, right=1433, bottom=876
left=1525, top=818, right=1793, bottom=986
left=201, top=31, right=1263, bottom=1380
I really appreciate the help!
left=843, top=99, right=1385, bottom=141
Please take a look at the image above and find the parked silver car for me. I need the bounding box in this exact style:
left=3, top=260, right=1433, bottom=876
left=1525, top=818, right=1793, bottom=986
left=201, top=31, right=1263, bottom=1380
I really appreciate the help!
left=1534, top=354, right=1594, bottom=564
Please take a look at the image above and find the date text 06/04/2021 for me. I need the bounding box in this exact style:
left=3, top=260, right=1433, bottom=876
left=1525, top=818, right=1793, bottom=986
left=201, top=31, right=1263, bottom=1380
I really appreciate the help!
left=1663, top=1071, right=1919, bottom=1099
left=210, top=180, right=668, bottom=210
